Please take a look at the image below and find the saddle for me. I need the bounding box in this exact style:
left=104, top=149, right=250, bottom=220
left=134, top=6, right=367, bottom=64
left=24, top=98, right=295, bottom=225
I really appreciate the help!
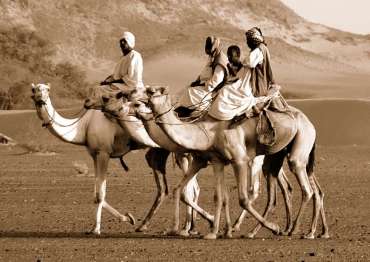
left=231, top=91, right=297, bottom=155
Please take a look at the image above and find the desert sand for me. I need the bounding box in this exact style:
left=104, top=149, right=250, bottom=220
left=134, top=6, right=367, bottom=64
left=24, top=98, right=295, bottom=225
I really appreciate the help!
left=1, top=88, right=370, bottom=261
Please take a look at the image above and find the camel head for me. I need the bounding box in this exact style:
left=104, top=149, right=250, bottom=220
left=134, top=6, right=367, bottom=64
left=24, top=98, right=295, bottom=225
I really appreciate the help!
left=31, top=83, right=50, bottom=106
left=101, top=91, right=153, bottom=121
left=146, top=86, right=172, bottom=116
left=84, top=86, right=104, bottom=110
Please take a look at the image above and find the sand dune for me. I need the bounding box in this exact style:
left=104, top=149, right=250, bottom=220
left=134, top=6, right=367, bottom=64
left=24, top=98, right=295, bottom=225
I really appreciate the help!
left=0, top=99, right=369, bottom=147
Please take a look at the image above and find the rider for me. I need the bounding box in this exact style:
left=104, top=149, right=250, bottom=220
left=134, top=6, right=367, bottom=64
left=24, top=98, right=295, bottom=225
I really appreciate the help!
left=177, top=36, right=228, bottom=116
left=100, top=31, right=145, bottom=96
left=245, top=27, right=275, bottom=97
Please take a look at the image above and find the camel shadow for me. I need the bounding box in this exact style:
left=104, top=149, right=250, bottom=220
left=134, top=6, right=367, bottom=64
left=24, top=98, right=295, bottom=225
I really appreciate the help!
left=0, top=231, right=203, bottom=240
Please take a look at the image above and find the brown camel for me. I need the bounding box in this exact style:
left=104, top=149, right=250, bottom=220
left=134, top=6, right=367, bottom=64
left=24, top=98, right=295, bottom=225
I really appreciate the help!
left=143, top=87, right=329, bottom=239
left=100, top=91, right=295, bottom=239
left=31, top=83, right=196, bottom=235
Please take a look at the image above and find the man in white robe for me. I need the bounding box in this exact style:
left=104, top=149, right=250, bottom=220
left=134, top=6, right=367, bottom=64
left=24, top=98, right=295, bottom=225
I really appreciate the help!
left=208, top=45, right=266, bottom=120
left=100, top=31, right=144, bottom=94
left=178, top=36, right=228, bottom=113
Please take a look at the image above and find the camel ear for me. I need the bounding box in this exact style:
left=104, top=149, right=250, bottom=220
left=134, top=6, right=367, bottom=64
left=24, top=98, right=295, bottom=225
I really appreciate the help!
left=160, top=86, right=169, bottom=95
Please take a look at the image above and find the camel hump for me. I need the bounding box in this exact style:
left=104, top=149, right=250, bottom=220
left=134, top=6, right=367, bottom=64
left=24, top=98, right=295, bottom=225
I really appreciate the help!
left=257, top=109, right=297, bottom=154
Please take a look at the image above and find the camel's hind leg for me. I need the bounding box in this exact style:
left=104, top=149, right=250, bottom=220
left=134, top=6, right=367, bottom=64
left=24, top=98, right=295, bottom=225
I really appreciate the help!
left=313, top=176, right=329, bottom=238
left=92, top=152, right=134, bottom=235
left=136, top=148, right=170, bottom=232
left=288, top=143, right=315, bottom=236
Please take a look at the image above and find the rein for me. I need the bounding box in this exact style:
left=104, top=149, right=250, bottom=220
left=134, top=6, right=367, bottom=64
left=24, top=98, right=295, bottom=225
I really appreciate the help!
left=41, top=101, right=88, bottom=128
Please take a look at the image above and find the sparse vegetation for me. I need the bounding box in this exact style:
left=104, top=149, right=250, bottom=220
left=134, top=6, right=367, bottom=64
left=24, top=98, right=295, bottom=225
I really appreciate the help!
left=0, top=26, right=90, bottom=109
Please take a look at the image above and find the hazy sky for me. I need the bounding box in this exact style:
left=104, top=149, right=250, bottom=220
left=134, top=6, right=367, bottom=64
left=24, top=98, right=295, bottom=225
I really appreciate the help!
left=281, top=0, right=370, bottom=35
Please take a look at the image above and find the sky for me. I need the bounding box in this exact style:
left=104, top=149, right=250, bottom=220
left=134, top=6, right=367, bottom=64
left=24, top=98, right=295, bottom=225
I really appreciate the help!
left=280, top=0, right=370, bottom=35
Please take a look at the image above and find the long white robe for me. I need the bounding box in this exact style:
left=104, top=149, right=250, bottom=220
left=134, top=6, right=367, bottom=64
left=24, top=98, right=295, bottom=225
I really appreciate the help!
left=179, top=58, right=225, bottom=111
left=111, top=50, right=144, bottom=91
left=208, top=48, right=264, bottom=120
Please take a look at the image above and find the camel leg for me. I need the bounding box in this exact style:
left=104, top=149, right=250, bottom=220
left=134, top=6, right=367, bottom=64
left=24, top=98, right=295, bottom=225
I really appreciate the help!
left=136, top=168, right=167, bottom=232
left=277, top=169, right=294, bottom=235
left=288, top=157, right=313, bottom=236
left=92, top=152, right=134, bottom=235
left=233, top=156, right=264, bottom=231
left=246, top=152, right=286, bottom=238
left=223, top=184, right=233, bottom=239
left=232, top=160, right=280, bottom=234
left=204, top=162, right=224, bottom=240
left=189, top=177, right=200, bottom=235
left=313, top=176, right=329, bottom=238
left=179, top=176, right=199, bottom=237
left=303, top=175, right=322, bottom=239
left=136, top=148, right=170, bottom=232
left=169, top=156, right=211, bottom=235
left=245, top=174, right=277, bottom=238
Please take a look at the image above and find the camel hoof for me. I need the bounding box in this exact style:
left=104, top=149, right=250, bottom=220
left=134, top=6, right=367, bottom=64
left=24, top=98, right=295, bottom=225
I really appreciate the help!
left=203, top=233, right=217, bottom=240
left=224, top=231, right=233, bottom=239
left=125, top=213, right=136, bottom=225
left=232, top=225, right=241, bottom=232
left=279, top=230, right=290, bottom=236
left=179, top=230, right=190, bottom=237
left=318, top=233, right=330, bottom=239
left=302, top=233, right=315, bottom=240
left=272, top=224, right=280, bottom=235
left=189, top=230, right=199, bottom=236
left=135, top=224, right=148, bottom=232
left=88, top=228, right=101, bottom=235
left=244, top=232, right=256, bottom=239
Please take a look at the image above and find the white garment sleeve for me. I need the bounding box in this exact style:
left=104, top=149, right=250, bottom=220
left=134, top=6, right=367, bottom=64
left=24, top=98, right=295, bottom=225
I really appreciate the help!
left=249, top=48, right=264, bottom=68
left=206, top=65, right=225, bottom=92
left=122, top=52, right=144, bottom=88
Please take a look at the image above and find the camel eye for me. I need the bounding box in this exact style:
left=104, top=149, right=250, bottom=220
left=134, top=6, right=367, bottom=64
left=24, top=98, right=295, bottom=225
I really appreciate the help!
left=102, top=96, right=109, bottom=103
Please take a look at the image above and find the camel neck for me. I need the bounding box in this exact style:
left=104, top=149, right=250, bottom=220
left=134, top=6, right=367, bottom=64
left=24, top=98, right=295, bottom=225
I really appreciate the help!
left=117, top=115, right=159, bottom=148
left=155, top=109, right=218, bottom=151
left=36, top=98, right=90, bottom=145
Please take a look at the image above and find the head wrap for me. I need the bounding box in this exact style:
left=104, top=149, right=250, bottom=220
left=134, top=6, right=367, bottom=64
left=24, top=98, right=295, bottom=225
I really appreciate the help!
left=121, top=31, right=135, bottom=49
left=208, top=36, right=222, bottom=57
left=246, top=27, right=264, bottom=47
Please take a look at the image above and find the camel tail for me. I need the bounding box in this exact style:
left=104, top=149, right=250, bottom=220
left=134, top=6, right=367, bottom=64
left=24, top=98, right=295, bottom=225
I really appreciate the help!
left=306, top=142, right=316, bottom=175
left=119, top=156, right=129, bottom=172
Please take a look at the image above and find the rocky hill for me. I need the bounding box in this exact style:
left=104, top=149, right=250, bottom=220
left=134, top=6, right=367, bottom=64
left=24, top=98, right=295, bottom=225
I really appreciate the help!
left=0, top=0, right=369, bottom=108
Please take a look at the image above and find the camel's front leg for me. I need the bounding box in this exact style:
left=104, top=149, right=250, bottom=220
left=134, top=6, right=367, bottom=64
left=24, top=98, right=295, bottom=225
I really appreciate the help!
left=135, top=168, right=167, bottom=232
left=92, top=152, right=134, bottom=235
left=233, top=156, right=264, bottom=231
left=204, top=162, right=225, bottom=240
left=136, top=148, right=170, bottom=232
left=179, top=175, right=200, bottom=237
left=233, top=160, right=280, bottom=235
left=169, top=156, right=211, bottom=235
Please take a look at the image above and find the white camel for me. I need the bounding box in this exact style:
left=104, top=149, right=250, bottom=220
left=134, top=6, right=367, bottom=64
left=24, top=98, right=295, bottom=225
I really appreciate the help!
left=31, top=83, right=199, bottom=235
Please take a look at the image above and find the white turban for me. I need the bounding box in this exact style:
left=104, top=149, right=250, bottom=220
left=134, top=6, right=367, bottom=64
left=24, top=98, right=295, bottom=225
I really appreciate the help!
left=122, top=31, right=135, bottom=49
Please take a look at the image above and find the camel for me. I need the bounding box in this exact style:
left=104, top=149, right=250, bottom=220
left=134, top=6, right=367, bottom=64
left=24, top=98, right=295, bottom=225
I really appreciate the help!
left=100, top=91, right=295, bottom=239
left=30, top=83, right=198, bottom=235
left=141, top=87, right=329, bottom=239
left=85, top=86, right=213, bottom=236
